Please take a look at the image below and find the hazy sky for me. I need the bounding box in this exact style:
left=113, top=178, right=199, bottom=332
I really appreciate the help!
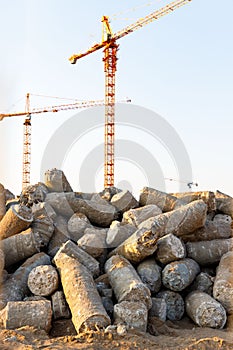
left=0, top=0, right=232, bottom=197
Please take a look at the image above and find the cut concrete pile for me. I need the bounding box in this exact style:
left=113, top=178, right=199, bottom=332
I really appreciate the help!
left=0, top=169, right=232, bottom=335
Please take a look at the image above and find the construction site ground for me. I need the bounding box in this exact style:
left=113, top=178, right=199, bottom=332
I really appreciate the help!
left=0, top=317, right=232, bottom=350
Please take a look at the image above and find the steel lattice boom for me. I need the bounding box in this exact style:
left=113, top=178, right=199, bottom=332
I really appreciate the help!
left=69, top=0, right=192, bottom=188
left=0, top=96, right=109, bottom=190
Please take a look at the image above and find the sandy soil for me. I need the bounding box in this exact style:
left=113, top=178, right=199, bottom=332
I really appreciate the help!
left=0, top=317, right=232, bottom=350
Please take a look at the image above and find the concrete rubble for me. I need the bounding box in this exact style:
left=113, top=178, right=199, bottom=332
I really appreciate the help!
left=0, top=169, right=232, bottom=335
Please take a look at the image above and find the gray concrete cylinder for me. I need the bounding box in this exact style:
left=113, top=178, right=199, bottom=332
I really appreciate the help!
left=55, top=240, right=100, bottom=278
left=0, top=204, right=33, bottom=239
left=77, top=227, right=107, bottom=259
left=122, top=204, right=162, bottom=227
left=148, top=297, right=167, bottom=322
left=70, top=197, right=117, bottom=227
left=111, top=190, right=138, bottom=213
left=170, top=191, right=216, bottom=212
left=139, top=187, right=182, bottom=212
left=152, top=200, right=207, bottom=239
left=106, top=221, right=136, bottom=249
left=0, top=300, right=52, bottom=332
left=54, top=252, right=110, bottom=333
left=181, top=219, right=232, bottom=243
left=215, top=190, right=233, bottom=218
left=0, top=249, right=5, bottom=274
left=0, top=184, right=6, bottom=221
left=109, top=227, right=159, bottom=264
left=187, top=272, right=214, bottom=295
left=28, top=265, right=59, bottom=296
left=213, top=251, right=233, bottom=314
left=162, top=258, right=200, bottom=292
left=51, top=291, right=71, bottom=320
left=113, top=301, right=148, bottom=332
left=45, top=192, right=76, bottom=217
left=157, top=290, right=184, bottom=321
left=67, top=212, right=91, bottom=241
left=44, top=168, right=73, bottom=192
left=1, top=228, right=42, bottom=267
left=105, top=255, right=152, bottom=310
left=155, top=233, right=186, bottom=264
left=186, top=238, right=233, bottom=265
left=136, top=258, right=161, bottom=293
left=185, top=291, right=227, bottom=329
left=0, top=252, right=51, bottom=310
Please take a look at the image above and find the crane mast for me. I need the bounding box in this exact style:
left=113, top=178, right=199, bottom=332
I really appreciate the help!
left=69, top=0, right=192, bottom=188
left=22, top=93, right=31, bottom=190
left=102, top=16, right=119, bottom=187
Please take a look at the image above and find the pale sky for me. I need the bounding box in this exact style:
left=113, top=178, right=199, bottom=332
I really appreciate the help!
left=0, top=0, right=232, bottom=197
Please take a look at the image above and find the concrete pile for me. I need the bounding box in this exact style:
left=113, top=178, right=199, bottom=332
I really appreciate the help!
left=0, top=169, right=232, bottom=335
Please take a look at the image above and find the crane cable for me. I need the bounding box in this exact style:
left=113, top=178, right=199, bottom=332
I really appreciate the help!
left=111, top=0, right=163, bottom=21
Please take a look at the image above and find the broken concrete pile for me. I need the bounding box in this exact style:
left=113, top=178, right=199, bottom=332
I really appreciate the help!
left=0, top=169, right=232, bottom=335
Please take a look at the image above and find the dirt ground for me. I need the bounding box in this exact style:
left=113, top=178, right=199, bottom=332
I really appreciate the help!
left=0, top=317, right=232, bottom=350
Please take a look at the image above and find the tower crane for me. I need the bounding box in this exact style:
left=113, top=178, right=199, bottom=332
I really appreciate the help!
left=69, top=0, right=192, bottom=188
left=0, top=94, right=117, bottom=190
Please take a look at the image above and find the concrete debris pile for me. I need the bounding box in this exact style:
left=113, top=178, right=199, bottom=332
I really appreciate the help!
left=0, top=169, right=232, bottom=335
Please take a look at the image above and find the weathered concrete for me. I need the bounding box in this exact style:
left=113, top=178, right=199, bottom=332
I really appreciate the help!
left=189, top=272, right=214, bottom=295
left=77, top=227, right=107, bottom=259
left=1, top=228, right=47, bottom=267
left=45, top=192, right=76, bottom=217
left=32, top=202, right=57, bottom=221
left=67, top=212, right=91, bottom=241
left=0, top=204, right=33, bottom=239
left=0, top=300, right=52, bottom=332
left=47, top=215, right=71, bottom=257
left=20, top=183, right=48, bottom=207
left=162, top=258, right=200, bottom=292
left=122, top=204, right=162, bottom=227
left=55, top=240, right=100, bottom=278
left=28, top=265, right=59, bottom=296
left=105, top=255, right=152, bottom=310
left=0, top=253, right=51, bottom=310
left=114, top=301, right=148, bottom=332
left=151, top=200, right=207, bottom=239
left=102, top=297, right=114, bottom=319
left=0, top=184, right=6, bottom=221
left=106, top=221, right=136, bottom=248
left=185, top=291, right=227, bottom=329
left=138, top=216, right=157, bottom=230
left=213, top=251, right=233, bottom=314
left=51, top=291, right=71, bottom=320
left=171, top=191, right=216, bottom=212
left=186, top=238, right=233, bottom=265
left=0, top=249, right=4, bottom=274
left=215, top=190, right=233, bottom=218
left=139, top=187, right=183, bottom=212
left=136, top=258, right=161, bottom=293
left=32, top=213, right=54, bottom=245
left=99, top=187, right=122, bottom=202
left=111, top=190, right=138, bottom=213
left=44, top=168, right=73, bottom=192
left=181, top=218, right=232, bottom=242
left=157, top=290, right=184, bottom=321
left=155, top=233, right=186, bottom=264
left=109, top=227, right=159, bottom=264
left=71, top=197, right=117, bottom=227
left=148, top=298, right=167, bottom=322
left=54, top=252, right=110, bottom=333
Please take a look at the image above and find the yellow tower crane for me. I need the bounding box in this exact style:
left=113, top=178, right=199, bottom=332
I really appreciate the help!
left=69, top=0, right=192, bottom=188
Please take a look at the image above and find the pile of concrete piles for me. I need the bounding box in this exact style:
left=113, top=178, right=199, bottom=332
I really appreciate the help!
left=0, top=169, right=232, bottom=334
